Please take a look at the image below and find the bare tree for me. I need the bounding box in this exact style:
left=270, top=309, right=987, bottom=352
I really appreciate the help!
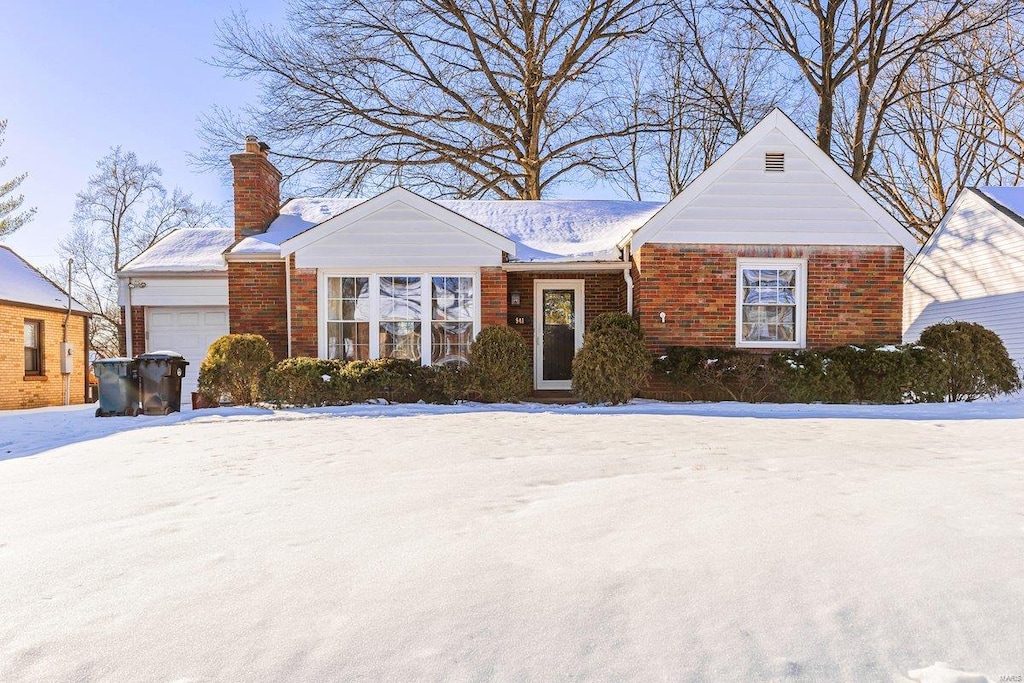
left=652, top=1, right=798, bottom=193
left=198, top=0, right=669, bottom=200
left=861, top=18, right=1024, bottom=240
left=0, top=119, right=36, bottom=239
left=725, top=0, right=1013, bottom=181
left=50, top=148, right=225, bottom=357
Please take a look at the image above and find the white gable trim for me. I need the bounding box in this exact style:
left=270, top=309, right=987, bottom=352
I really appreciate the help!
left=623, top=109, right=918, bottom=252
left=280, top=186, right=516, bottom=257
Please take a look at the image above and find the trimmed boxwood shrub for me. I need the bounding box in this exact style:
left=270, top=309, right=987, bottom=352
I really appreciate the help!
left=824, top=345, right=907, bottom=403
left=262, top=356, right=470, bottom=406
left=262, top=357, right=347, bottom=407
left=430, top=361, right=471, bottom=404
left=772, top=350, right=854, bottom=404
left=919, top=321, right=1022, bottom=401
left=197, top=334, right=275, bottom=405
left=572, top=313, right=650, bottom=405
left=656, top=346, right=779, bottom=402
left=818, top=344, right=947, bottom=404
left=341, top=358, right=438, bottom=403
left=467, top=326, right=531, bottom=403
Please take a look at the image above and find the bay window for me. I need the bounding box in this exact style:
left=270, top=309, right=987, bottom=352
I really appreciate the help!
left=324, top=273, right=477, bottom=365
left=736, top=259, right=806, bottom=348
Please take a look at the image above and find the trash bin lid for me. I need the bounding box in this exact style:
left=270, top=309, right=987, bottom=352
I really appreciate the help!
left=136, top=350, right=186, bottom=360
left=93, top=357, right=134, bottom=365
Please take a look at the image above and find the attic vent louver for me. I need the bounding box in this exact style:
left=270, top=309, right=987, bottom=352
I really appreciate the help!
left=320, top=203, right=331, bottom=215
left=765, top=152, right=785, bottom=172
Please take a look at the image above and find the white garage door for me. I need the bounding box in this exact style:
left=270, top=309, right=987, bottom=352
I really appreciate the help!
left=146, top=307, right=230, bottom=402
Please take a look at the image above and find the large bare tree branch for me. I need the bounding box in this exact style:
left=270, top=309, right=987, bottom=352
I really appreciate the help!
left=196, top=0, right=668, bottom=199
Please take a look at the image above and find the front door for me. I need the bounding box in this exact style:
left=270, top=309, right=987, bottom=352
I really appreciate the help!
left=534, top=280, right=585, bottom=390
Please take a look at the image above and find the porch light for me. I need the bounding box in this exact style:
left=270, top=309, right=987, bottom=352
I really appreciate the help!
left=510, top=290, right=522, bottom=306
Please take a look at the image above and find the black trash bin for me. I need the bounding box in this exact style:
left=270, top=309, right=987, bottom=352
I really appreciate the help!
left=93, top=358, right=139, bottom=417
left=136, top=351, right=189, bottom=415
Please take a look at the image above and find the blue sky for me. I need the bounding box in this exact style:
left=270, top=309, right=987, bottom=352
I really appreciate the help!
left=0, top=1, right=283, bottom=268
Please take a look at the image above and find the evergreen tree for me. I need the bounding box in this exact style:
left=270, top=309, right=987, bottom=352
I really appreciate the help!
left=0, top=119, right=36, bottom=239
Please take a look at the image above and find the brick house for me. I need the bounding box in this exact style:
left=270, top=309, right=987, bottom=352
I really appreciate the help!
left=1, top=245, right=91, bottom=410
left=118, top=109, right=916, bottom=400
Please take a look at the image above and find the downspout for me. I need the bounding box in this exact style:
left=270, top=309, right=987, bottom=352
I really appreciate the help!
left=285, top=256, right=293, bottom=358
left=62, top=258, right=72, bottom=406
left=124, top=277, right=133, bottom=358
left=622, top=243, right=634, bottom=315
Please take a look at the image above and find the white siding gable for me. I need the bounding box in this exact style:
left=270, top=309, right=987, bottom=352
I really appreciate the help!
left=628, top=110, right=917, bottom=251
left=904, top=190, right=1024, bottom=364
left=282, top=188, right=513, bottom=269
left=117, top=276, right=228, bottom=307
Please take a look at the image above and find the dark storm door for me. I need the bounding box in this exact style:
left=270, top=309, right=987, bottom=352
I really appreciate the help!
left=534, top=280, right=584, bottom=390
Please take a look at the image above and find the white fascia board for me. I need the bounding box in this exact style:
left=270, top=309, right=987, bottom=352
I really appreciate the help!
left=115, top=270, right=230, bottom=279
left=280, top=186, right=517, bottom=257
left=222, top=251, right=286, bottom=263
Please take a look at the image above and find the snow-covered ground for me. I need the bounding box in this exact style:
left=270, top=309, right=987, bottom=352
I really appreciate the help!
left=1, top=401, right=1022, bottom=681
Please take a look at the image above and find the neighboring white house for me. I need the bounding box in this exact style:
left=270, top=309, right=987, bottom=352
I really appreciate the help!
left=904, top=187, right=1024, bottom=366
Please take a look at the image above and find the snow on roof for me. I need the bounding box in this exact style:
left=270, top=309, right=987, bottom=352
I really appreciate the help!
left=439, top=200, right=664, bottom=261
left=231, top=198, right=366, bottom=256
left=119, top=228, right=236, bottom=274
left=0, top=245, right=89, bottom=313
left=230, top=196, right=664, bottom=262
left=976, top=187, right=1024, bottom=223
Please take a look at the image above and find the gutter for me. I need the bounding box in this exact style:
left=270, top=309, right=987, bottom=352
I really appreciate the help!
left=501, top=261, right=628, bottom=272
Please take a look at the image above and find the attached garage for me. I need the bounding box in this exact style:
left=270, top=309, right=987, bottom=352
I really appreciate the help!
left=146, top=307, right=229, bottom=398
left=118, top=228, right=236, bottom=406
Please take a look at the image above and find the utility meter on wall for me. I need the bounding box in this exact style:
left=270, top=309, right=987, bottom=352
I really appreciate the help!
left=60, top=342, right=73, bottom=374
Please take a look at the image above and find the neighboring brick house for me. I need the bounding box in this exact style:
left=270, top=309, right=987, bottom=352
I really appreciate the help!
left=118, top=110, right=916, bottom=400
left=0, top=245, right=91, bottom=410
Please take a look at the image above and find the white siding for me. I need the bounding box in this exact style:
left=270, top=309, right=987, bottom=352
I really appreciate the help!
left=904, top=191, right=1024, bottom=365
left=293, top=203, right=504, bottom=269
left=120, top=276, right=228, bottom=307
left=654, top=131, right=898, bottom=246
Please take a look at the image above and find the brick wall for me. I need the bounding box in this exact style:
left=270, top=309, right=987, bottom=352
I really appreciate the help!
left=633, top=243, right=904, bottom=353
left=0, top=304, right=89, bottom=410
left=480, top=267, right=507, bottom=329
left=129, top=305, right=146, bottom=357
left=290, top=256, right=318, bottom=357
left=228, top=261, right=289, bottom=360
left=505, top=270, right=627, bottom=354
left=230, top=142, right=282, bottom=241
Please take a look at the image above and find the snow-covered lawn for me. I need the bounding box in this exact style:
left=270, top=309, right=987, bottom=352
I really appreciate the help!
left=1, top=401, right=1022, bottom=682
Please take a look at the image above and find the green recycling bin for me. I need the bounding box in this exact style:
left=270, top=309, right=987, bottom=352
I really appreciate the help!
left=93, top=358, right=139, bottom=417
left=136, top=351, right=189, bottom=415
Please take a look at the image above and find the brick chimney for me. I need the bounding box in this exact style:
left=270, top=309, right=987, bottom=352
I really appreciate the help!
left=230, top=135, right=282, bottom=241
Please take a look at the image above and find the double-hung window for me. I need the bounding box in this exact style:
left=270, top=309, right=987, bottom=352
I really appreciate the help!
left=379, top=276, right=423, bottom=361
left=324, top=273, right=477, bottom=365
left=24, top=320, right=42, bottom=375
left=326, top=276, right=371, bottom=360
left=431, top=276, right=474, bottom=364
left=736, top=259, right=806, bottom=348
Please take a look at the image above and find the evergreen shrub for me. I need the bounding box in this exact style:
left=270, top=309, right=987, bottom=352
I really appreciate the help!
left=919, top=321, right=1021, bottom=401
left=197, top=334, right=275, bottom=405
left=571, top=312, right=650, bottom=405
left=467, top=326, right=531, bottom=403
